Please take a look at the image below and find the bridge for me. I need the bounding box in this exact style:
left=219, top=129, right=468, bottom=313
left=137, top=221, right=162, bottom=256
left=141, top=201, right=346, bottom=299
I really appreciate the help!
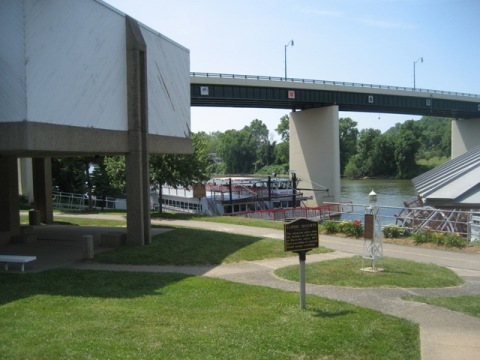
left=191, top=72, right=480, bottom=118
left=190, top=73, right=480, bottom=207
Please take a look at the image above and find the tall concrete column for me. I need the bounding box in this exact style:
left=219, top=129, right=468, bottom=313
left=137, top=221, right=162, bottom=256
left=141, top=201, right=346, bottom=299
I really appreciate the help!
left=0, top=156, right=20, bottom=245
left=451, top=118, right=480, bottom=158
left=125, top=16, right=151, bottom=246
left=32, top=157, right=53, bottom=224
left=289, top=106, right=341, bottom=207
left=18, top=158, right=34, bottom=204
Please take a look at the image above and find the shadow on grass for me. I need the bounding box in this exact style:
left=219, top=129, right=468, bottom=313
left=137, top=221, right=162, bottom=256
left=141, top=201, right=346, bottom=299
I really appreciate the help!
left=93, top=227, right=297, bottom=266
left=312, top=308, right=354, bottom=318
left=0, top=269, right=191, bottom=306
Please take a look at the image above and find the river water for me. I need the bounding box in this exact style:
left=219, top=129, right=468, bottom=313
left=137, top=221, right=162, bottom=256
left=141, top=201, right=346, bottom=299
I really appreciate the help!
left=339, top=178, right=418, bottom=225
left=340, top=178, right=417, bottom=207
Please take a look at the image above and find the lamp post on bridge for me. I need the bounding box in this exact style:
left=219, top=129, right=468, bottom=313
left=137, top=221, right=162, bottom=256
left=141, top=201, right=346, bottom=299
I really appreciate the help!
left=284, top=39, right=294, bottom=79
left=413, top=57, right=423, bottom=90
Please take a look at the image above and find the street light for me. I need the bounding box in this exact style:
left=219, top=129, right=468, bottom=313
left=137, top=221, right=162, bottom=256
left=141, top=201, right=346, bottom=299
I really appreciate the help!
left=413, top=57, right=423, bottom=90
left=284, top=39, right=294, bottom=79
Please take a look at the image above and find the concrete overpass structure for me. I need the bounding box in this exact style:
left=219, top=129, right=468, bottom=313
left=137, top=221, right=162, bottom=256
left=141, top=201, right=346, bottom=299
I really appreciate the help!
left=191, top=73, right=480, bottom=207
left=1, top=0, right=191, bottom=246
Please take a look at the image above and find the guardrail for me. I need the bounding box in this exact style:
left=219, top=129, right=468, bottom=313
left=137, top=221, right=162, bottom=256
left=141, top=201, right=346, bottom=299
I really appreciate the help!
left=191, top=72, right=480, bottom=99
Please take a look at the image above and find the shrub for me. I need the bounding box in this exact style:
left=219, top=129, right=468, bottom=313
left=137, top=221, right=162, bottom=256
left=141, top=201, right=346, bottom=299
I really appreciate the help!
left=412, top=230, right=467, bottom=248
left=382, top=224, right=407, bottom=238
left=443, top=233, right=467, bottom=247
left=338, top=220, right=363, bottom=239
left=322, top=220, right=338, bottom=234
left=412, top=230, right=432, bottom=244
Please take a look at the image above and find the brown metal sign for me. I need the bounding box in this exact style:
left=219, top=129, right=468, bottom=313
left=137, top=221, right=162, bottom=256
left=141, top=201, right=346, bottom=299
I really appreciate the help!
left=364, top=214, right=374, bottom=239
left=284, top=218, right=319, bottom=252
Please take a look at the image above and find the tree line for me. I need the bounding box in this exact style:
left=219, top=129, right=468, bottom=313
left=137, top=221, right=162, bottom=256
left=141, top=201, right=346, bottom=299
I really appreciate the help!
left=51, top=115, right=452, bottom=201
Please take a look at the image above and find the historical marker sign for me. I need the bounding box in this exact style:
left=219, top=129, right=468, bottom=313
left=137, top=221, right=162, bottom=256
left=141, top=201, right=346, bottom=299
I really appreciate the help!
left=284, top=218, right=319, bottom=252
left=364, top=214, right=374, bottom=240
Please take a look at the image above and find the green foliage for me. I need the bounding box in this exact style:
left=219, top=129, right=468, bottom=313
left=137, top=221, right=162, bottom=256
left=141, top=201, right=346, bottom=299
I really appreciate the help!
left=322, top=220, right=339, bottom=234
left=339, top=117, right=359, bottom=175
left=150, top=132, right=211, bottom=189
left=52, top=157, right=91, bottom=194
left=338, top=220, right=363, bottom=238
left=103, top=156, right=127, bottom=194
left=275, top=114, right=290, bottom=141
left=322, top=220, right=363, bottom=238
left=340, top=116, right=453, bottom=179
left=382, top=224, right=409, bottom=238
left=412, top=230, right=467, bottom=247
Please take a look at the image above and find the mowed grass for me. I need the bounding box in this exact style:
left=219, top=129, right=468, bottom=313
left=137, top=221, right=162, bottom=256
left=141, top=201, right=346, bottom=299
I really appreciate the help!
left=94, top=227, right=332, bottom=265
left=0, top=269, right=420, bottom=360
left=403, top=295, right=480, bottom=318
left=275, top=256, right=464, bottom=288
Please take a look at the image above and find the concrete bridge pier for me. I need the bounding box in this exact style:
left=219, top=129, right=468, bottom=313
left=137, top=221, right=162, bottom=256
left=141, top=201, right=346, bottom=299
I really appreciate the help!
left=289, top=106, right=341, bottom=207
left=451, top=118, right=480, bottom=158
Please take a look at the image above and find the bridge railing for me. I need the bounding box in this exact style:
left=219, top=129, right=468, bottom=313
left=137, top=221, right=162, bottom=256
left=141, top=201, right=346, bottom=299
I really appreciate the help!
left=191, top=72, right=480, bottom=99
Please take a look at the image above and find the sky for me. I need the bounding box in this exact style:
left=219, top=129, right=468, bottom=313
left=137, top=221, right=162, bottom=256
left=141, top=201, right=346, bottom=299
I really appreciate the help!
left=107, top=0, right=480, bottom=140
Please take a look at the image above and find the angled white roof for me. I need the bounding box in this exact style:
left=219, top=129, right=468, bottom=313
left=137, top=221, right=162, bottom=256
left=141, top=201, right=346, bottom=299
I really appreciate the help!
left=412, top=145, right=480, bottom=205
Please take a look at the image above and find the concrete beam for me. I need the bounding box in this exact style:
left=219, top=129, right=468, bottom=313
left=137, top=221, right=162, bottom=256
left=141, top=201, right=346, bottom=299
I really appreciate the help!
left=125, top=16, right=150, bottom=246
left=32, top=158, right=53, bottom=224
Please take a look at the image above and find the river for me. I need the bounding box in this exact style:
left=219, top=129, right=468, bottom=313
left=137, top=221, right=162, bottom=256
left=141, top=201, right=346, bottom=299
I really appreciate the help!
left=339, top=178, right=418, bottom=225
left=340, top=178, right=417, bottom=207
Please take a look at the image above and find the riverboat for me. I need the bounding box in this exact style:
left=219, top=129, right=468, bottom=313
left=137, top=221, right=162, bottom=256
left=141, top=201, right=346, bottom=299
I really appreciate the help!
left=158, top=176, right=308, bottom=216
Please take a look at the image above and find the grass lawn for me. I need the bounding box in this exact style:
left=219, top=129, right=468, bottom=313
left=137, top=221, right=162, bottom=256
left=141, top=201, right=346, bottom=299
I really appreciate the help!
left=275, top=256, right=464, bottom=288
left=403, top=294, right=480, bottom=318
left=94, top=227, right=332, bottom=265
left=0, top=270, right=420, bottom=360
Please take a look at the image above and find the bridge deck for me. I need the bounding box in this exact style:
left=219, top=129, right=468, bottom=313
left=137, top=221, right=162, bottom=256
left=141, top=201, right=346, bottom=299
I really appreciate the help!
left=191, top=73, right=480, bottom=118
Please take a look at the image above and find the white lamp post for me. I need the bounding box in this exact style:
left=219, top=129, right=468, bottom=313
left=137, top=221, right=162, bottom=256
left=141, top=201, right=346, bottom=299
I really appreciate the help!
left=413, top=57, right=423, bottom=90
left=284, top=40, right=294, bottom=79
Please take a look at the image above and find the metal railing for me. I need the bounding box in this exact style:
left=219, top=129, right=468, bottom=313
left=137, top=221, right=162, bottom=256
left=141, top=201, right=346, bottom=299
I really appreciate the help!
left=52, top=191, right=124, bottom=211
left=191, top=72, right=480, bottom=99
left=324, top=202, right=479, bottom=240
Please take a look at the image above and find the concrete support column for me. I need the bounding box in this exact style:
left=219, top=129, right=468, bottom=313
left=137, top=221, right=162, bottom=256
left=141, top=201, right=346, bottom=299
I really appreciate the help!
left=0, top=156, right=20, bottom=245
left=32, top=157, right=53, bottom=224
left=18, top=158, right=34, bottom=204
left=125, top=16, right=151, bottom=246
left=451, top=118, right=480, bottom=158
left=289, top=106, right=341, bottom=207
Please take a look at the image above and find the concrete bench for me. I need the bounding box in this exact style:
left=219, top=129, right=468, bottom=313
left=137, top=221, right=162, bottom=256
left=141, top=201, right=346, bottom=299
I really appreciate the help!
left=0, top=255, right=37, bottom=272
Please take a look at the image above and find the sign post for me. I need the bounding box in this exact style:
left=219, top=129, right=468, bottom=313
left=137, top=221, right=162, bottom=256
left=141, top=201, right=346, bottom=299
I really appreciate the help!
left=284, top=218, right=319, bottom=309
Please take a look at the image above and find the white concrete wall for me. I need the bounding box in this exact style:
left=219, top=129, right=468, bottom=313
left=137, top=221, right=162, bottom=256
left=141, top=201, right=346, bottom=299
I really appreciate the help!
left=1, top=0, right=190, bottom=137
left=0, top=1, right=27, bottom=122
left=141, top=27, right=190, bottom=137
left=451, top=118, right=480, bottom=158
left=289, top=106, right=341, bottom=206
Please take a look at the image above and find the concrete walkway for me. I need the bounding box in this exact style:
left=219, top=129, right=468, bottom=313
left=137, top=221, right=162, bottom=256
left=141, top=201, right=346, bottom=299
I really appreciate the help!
left=9, top=213, right=480, bottom=359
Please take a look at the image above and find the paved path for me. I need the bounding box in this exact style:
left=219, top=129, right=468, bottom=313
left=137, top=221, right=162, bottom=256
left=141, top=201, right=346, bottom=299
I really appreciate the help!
left=64, top=215, right=480, bottom=360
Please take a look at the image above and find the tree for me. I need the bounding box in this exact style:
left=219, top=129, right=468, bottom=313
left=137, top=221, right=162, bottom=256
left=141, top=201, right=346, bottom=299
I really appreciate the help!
left=275, top=115, right=290, bottom=141
left=104, top=156, right=127, bottom=195
left=339, top=117, right=359, bottom=175
left=357, top=128, right=382, bottom=176
left=150, top=132, right=211, bottom=212
left=394, top=120, right=421, bottom=178
left=91, top=158, right=113, bottom=211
